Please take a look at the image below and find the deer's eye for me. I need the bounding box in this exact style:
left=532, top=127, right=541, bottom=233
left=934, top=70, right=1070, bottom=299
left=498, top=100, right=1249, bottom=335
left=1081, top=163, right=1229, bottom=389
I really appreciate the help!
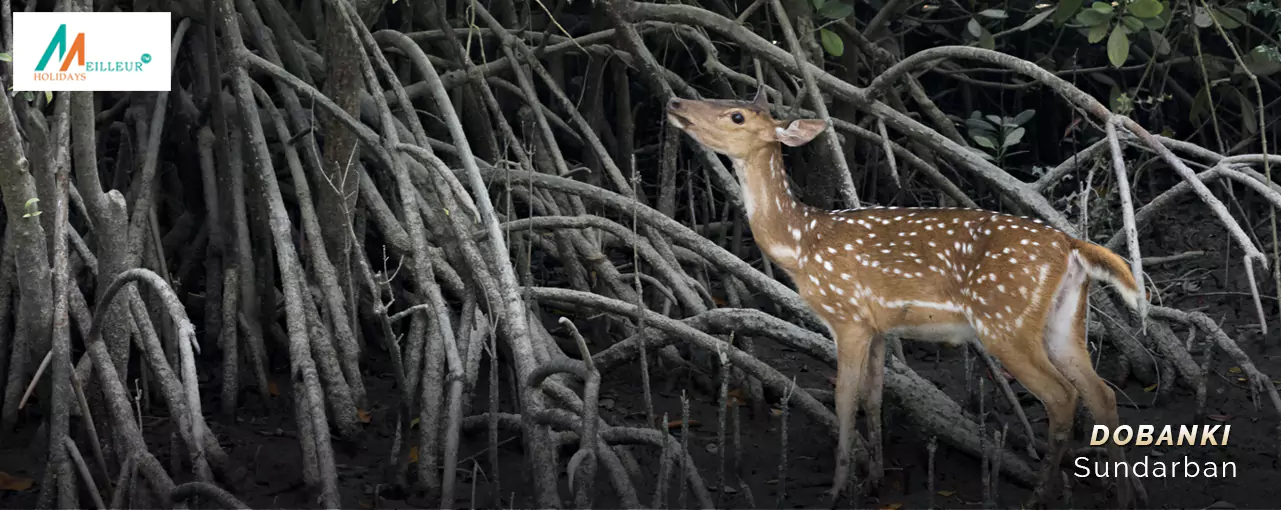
left=730, top=112, right=745, bottom=124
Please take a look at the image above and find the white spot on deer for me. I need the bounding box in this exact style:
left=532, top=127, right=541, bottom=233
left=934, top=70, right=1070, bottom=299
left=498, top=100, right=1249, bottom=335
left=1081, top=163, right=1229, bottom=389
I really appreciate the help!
left=824, top=261, right=834, bottom=271
left=1021, top=239, right=1029, bottom=245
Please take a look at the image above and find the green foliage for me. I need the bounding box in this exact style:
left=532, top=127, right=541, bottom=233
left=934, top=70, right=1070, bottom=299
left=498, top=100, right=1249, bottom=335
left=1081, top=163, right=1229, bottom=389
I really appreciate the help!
left=1107, top=24, right=1130, bottom=67
left=964, top=109, right=1036, bottom=162
left=1061, top=0, right=1175, bottom=68
left=812, top=0, right=854, bottom=57
left=1054, top=0, right=1084, bottom=25
left=1247, top=0, right=1281, bottom=69
left=820, top=28, right=844, bottom=57
left=23, top=198, right=41, bottom=219
left=0, top=52, right=10, bottom=62
left=966, top=17, right=996, bottom=49
left=814, top=0, right=853, bottom=19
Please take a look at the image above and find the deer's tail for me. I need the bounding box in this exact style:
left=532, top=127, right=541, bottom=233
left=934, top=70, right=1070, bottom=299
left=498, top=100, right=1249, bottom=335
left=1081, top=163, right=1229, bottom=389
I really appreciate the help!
left=1069, top=237, right=1142, bottom=309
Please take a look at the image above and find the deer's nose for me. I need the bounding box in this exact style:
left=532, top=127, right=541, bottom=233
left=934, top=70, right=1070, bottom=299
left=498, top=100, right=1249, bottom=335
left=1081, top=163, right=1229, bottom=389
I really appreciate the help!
left=667, top=98, right=682, bottom=111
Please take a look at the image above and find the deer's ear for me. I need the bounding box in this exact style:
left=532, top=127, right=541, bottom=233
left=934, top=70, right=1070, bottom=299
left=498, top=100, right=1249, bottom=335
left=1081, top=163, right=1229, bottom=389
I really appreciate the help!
left=770, top=119, right=826, bottom=147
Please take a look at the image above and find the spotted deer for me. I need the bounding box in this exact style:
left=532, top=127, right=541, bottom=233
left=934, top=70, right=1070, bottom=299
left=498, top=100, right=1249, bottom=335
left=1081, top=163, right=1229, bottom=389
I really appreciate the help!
left=666, top=90, right=1145, bottom=507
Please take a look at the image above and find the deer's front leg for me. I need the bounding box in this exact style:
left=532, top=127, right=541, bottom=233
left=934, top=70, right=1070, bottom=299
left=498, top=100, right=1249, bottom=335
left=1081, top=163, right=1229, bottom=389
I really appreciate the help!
left=828, top=322, right=875, bottom=504
left=860, top=335, right=887, bottom=492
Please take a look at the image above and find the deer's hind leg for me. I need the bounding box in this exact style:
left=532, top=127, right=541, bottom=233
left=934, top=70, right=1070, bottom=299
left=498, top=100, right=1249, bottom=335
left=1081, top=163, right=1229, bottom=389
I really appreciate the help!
left=828, top=321, right=877, bottom=504
left=1044, top=261, right=1144, bottom=507
left=860, top=335, right=886, bottom=492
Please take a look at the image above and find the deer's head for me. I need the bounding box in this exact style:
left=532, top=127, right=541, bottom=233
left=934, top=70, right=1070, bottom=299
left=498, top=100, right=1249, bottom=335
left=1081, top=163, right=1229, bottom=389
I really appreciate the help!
left=665, top=88, right=828, bottom=160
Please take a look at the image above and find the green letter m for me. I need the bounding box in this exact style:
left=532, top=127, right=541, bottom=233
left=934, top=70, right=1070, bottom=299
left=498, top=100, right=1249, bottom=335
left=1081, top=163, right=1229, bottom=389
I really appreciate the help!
left=35, top=24, right=69, bottom=72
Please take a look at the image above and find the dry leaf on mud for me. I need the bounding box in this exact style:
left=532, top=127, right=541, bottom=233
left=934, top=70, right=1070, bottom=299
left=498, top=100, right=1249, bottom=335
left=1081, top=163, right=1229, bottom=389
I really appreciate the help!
left=357, top=409, right=372, bottom=424
left=409, top=447, right=419, bottom=463
left=1206, top=414, right=1232, bottom=422
left=937, top=490, right=956, bottom=497
left=268, top=381, right=280, bottom=396
left=880, top=503, right=903, bottom=510
left=0, top=472, right=34, bottom=492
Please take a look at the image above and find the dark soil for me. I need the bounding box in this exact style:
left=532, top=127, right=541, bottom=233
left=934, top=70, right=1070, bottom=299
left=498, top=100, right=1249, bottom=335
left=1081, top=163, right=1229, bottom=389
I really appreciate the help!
left=2, top=196, right=1278, bottom=510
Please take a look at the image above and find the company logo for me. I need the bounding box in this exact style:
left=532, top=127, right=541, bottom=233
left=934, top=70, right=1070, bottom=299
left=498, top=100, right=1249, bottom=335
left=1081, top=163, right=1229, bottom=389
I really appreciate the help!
left=13, top=12, right=171, bottom=91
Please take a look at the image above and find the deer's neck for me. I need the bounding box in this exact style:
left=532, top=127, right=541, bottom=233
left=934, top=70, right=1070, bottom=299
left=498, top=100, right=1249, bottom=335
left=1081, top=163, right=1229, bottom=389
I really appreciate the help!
left=733, top=145, right=816, bottom=272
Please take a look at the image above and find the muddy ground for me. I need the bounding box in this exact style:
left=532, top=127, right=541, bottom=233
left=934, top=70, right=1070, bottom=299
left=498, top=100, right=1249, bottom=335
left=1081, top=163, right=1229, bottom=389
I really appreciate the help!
left=2, top=193, right=1279, bottom=509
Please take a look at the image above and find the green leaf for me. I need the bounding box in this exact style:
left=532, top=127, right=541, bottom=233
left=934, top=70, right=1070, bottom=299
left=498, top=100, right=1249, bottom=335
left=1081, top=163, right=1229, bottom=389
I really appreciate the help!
left=1242, top=46, right=1281, bottom=76
left=1107, top=25, right=1130, bottom=67
left=978, top=8, right=1008, bottom=19
left=1076, top=8, right=1111, bottom=26
left=1238, top=89, right=1258, bottom=134
left=967, top=18, right=984, bottom=38
left=1092, top=1, right=1114, bottom=14
left=22, top=91, right=33, bottom=103
left=1213, top=7, right=1245, bottom=29
left=1012, top=109, right=1037, bottom=126
left=811, top=0, right=825, bottom=9
left=1141, top=14, right=1166, bottom=29
left=1054, top=0, right=1084, bottom=25
left=978, top=29, right=996, bottom=49
left=1019, top=8, right=1056, bottom=31
left=1088, top=22, right=1110, bottom=43
left=1126, top=0, right=1163, bottom=18
left=24, top=198, right=39, bottom=209
left=1193, top=6, right=1213, bottom=27
left=44, top=91, right=52, bottom=104
left=1089, top=71, right=1118, bottom=86
left=1121, top=15, right=1144, bottom=33
left=818, top=0, right=853, bottom=19
left=0, top=52, right=10, bottom=62
left=985, top=114, right=1003, bottom=125
left=1003, top=127, right=1026, bottom=148
left=972, top=134, right=998, bottom=149
left=820, top=29, right=844, bottom=57
left=966, top=117, right=995, bottom=134
left=1149, top=29, right=1171, bottom=55
left=1189, top=86, right=1210, bottom=122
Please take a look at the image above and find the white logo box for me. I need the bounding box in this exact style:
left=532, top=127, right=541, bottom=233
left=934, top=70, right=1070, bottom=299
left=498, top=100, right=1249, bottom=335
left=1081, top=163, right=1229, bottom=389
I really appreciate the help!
left=12, top=12, right=172, bottom=92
